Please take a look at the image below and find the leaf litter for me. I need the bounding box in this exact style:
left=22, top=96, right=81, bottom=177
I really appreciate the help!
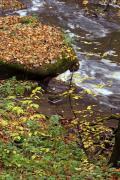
left=0, top=16, right=76, bottom=70
left=0, top=0, right=26, bottom=11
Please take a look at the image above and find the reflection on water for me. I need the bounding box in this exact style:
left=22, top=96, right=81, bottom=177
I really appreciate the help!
left=2, top=0, right=120, bottom=109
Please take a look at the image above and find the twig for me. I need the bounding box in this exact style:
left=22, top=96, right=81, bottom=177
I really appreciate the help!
left=104, top=0, right=111, bottom=11
left=68, top=71, right=92, bottom=162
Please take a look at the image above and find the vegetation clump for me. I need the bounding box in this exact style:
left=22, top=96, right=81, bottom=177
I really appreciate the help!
left=0, top=77, right=115, bottom=179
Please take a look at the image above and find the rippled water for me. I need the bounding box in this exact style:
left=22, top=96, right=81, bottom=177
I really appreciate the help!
left=3, top=0, right=120, bottom=109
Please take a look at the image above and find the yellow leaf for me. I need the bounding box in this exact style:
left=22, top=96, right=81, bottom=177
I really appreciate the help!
left=31, top=155, right=36, bottom=160
left=83, top=0, right=88, bottom=5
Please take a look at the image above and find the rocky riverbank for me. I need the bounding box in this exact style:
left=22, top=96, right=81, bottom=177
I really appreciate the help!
left=0, top=0, right=120, bottom=179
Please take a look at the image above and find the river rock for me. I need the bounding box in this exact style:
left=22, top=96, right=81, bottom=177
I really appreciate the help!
left=0, top=16, right=79, bottom=77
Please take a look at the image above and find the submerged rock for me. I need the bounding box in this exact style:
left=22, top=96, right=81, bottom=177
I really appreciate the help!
left=0, top=16, right=79, bottom=77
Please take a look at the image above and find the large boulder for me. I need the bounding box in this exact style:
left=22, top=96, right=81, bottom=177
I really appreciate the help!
left=0, top=16, right=79, bottom=77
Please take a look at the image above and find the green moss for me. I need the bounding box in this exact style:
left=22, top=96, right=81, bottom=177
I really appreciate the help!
left=20, top=16, right=39, bottom=25
left=0, top=50, right=79, bottom=78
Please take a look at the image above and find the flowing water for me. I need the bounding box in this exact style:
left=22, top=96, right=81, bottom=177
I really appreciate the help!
left=1, top=0, right=120, bottom=112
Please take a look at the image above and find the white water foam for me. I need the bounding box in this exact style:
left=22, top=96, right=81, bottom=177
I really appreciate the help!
left=15, top=0, right=45, bottom=16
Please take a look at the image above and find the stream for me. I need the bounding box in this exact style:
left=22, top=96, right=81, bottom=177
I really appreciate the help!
left=2, top=0, right=120, bottom=122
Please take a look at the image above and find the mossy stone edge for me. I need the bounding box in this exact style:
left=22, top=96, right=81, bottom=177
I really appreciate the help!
left=0, top=55, right=79, bottom=78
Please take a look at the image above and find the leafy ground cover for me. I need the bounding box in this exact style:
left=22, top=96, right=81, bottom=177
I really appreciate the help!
left=0, top=0, right=26, bottom=11
left=53, top=86, right=114, bottom=160
left=0, top=77, right=117, bottom=179
left=0, top=16, right=77, bottom=75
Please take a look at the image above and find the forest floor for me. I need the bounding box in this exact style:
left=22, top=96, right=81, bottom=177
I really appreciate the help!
left=0, top=78, right=115, bottom=179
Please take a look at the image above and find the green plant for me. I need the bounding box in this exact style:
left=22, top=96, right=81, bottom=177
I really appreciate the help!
left=0, top=77, right=37, bottom=97
left=20, top=16, right=39, bottom=25
left=63, top=32, right=74, bottom=46
left=0, top=77, right=114, bottom=179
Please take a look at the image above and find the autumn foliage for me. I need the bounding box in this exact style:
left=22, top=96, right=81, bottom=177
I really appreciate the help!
left=0, top=0, right=25, bottom=11
left=0, top=16, right=77, bottom=73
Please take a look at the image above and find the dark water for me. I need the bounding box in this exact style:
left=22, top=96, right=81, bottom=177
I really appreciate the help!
left=2, top=0, right=120, bottom=111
